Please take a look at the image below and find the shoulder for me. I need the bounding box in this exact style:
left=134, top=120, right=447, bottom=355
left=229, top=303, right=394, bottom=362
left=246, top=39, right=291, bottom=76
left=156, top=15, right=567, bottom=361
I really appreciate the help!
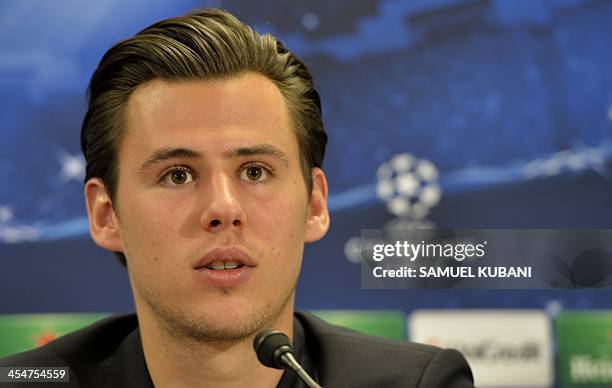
left=0, top=314, right=139, bottom=387
left=295, top=311, right=474, bottom=388
left=0, top=314, right=138, bottom=366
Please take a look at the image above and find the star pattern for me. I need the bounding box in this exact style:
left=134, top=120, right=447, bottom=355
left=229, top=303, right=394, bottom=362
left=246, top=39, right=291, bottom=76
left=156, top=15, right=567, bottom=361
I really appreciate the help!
left=59, top=151, right=85, bottom=182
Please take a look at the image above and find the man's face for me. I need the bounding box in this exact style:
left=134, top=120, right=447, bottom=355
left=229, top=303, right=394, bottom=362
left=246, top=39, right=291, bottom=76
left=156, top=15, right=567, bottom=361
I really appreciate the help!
left=94, top=72, right=328, bottom=340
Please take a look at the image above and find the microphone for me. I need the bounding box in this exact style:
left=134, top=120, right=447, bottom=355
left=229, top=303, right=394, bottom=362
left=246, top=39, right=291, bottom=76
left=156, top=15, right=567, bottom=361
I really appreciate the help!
left=253, top=330, right=322, bottom=388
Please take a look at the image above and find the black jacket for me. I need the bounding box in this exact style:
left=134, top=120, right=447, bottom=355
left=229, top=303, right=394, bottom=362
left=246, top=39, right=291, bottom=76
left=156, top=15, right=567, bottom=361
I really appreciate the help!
left=0, top=311, right=474, bottom=387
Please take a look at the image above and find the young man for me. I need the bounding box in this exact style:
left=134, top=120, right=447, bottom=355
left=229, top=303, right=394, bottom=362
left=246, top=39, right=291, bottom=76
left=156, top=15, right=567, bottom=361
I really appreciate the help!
left=0, top=9, right=474, bottom=387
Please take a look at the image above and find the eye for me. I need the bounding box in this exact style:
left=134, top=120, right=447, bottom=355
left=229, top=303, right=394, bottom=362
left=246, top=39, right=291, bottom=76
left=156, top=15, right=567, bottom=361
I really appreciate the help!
left=240, top=164, right=271, bottom=182
left=160, top=166, right=194, bottom=186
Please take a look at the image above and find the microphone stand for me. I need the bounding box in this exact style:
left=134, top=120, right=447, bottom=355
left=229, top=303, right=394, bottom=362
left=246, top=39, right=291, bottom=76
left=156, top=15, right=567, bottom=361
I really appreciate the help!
left=253, top=330, right=322, bottom=388
left=279, top=352, right=321, bottom=388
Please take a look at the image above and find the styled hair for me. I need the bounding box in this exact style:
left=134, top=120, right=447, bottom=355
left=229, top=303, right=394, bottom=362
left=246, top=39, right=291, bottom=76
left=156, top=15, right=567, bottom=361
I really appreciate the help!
left=81, top=8, right=327, bottom=266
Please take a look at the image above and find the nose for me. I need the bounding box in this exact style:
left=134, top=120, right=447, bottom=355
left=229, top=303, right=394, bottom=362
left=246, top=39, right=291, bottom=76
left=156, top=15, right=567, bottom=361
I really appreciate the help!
left=200, top=172, right=246, bottom=233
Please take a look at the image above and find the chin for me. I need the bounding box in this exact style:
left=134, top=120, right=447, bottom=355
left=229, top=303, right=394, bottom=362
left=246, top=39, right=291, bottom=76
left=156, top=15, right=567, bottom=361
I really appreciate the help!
left=137, top=279, right=296, bottom=343
left=172, top=306, right=276, bottom=342
left=151, top=296, right=289, bottom=343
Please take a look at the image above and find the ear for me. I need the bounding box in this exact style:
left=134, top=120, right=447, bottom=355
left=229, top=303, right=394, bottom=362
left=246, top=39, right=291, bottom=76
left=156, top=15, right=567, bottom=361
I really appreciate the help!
left=305, top=167, right=330, bottom=243
left=84, top=178, right=125, bottom=253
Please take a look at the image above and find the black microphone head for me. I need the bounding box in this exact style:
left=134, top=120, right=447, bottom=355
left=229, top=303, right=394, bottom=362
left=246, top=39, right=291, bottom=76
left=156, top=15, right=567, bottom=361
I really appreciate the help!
left=253, top=330, right=293, bottom=369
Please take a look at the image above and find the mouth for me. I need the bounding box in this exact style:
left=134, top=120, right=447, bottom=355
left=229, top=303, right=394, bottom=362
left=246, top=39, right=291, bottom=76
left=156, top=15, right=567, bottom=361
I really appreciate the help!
left=193, top=247, right=257, bottom=271
left=193, top=247, right=257, bottom=288
left=203, top=259, right=247, bottom=270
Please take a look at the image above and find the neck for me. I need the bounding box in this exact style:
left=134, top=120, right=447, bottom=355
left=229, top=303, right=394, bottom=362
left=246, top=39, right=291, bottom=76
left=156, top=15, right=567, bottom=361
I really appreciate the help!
left=136, top=302, right=295, bottom=388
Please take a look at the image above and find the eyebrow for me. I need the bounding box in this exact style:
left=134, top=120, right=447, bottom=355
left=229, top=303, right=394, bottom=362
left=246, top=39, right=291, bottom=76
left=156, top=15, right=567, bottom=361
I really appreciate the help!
left=223, top=144, right=290, bottom=167
left=139, top=144, right=290, bottom=172
left=139, top=148, right=202, bottom=172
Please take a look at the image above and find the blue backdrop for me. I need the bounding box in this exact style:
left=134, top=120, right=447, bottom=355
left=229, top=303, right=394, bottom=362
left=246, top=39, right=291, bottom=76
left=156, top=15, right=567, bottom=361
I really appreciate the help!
left=1, top=0, right=611, bottom=313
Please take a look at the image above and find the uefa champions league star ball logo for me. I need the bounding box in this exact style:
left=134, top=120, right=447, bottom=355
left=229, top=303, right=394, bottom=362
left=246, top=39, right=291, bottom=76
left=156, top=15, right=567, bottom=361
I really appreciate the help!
left=376, top=153, right=441, bottom=219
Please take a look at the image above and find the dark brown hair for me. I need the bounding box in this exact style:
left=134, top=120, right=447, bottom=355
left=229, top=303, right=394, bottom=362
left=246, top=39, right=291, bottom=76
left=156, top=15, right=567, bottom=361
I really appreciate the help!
left=81, top=8, right=327, bottom=266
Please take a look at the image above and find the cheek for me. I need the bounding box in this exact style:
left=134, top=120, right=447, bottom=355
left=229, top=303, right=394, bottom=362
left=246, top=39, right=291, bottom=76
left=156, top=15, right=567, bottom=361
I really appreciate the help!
left=253, top=183, right=306, bottom=219
left=119, top=193, right=193, bottom=258
left=248, top=189, right=308, bottom=248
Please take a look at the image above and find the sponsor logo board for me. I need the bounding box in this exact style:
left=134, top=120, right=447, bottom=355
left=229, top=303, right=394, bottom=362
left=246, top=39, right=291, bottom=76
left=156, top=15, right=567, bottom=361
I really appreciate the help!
left=557, top=312, right=612, bottom=387
left=409, top=309, right=553, bottom=387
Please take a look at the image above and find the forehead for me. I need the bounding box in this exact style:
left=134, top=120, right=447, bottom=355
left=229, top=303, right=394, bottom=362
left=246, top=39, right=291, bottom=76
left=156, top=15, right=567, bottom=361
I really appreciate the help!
left=121, top=72, right=297, bottom=156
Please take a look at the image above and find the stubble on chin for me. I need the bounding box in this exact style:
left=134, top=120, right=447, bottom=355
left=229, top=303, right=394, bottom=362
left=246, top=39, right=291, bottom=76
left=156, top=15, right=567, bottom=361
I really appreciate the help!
left=136, top=281, right=296, bottom=344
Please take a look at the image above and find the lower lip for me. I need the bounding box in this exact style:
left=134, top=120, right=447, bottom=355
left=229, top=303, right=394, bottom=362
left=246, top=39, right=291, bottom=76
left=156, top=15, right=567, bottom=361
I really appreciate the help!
left=194, top=266, right=255, bottom=288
